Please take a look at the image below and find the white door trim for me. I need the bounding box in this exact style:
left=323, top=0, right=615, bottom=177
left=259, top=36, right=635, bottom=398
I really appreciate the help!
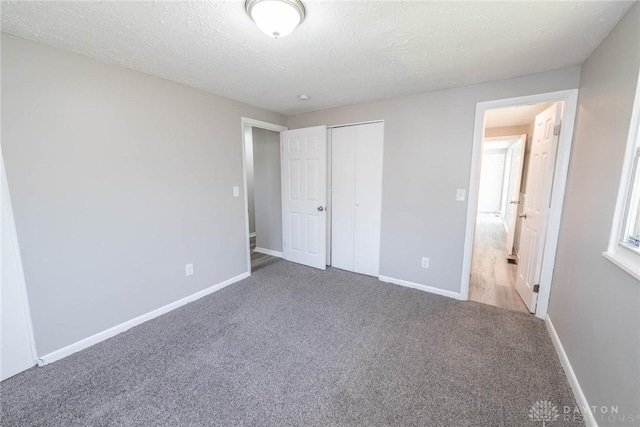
left=328, top=120, right=384, bottom=129
left=242, top=117, right=289, bottom=133
left=326, top=128, right=332, bottom=264
left=240, top=117, right=288, bottom=275
left=460, top=89, right=579, bottom=319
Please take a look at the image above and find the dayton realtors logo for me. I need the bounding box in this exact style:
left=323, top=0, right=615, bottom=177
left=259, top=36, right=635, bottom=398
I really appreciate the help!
left=529, top=400, right=560, bottom=426
left=529, top=400, right=638, bottom=425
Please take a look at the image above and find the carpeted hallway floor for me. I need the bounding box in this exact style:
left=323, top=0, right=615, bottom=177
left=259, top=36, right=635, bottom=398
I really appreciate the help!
left=1, top=261, right=581, bottom=426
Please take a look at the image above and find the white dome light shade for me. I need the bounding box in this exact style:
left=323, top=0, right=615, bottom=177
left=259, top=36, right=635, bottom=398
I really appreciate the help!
left=246, top=0, right=305, bottom=39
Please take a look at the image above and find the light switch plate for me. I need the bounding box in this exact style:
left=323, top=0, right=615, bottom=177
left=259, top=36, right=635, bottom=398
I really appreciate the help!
left=456, top=189, right=466, bottom=202
left=185, top=263, right=194, bottom=276
left=233, top=186, right=240, bottom=197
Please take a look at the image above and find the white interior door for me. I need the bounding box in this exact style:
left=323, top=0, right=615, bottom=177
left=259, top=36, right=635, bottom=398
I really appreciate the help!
left=1, top=150, right=37, bottom=380
left=516, top=104, right=562, bottom=312
left=281, top=126, right=327, bottom=270
left=505, top=135, right=527, bottom=255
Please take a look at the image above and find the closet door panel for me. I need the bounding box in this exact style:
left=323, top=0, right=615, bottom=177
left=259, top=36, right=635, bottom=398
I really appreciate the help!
left=354, top=122, right=384, bottom=276
left=330, top=126, right=357, bottom=272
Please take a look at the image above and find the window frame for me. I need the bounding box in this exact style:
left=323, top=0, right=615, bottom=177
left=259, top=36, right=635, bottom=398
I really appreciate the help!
left=604, top=69, right=640, bottom=281
left=619, top=148, right=640, bottom=252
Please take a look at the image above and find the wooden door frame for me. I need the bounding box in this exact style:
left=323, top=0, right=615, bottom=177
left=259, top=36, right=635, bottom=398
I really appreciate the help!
left=240, top=117, right=288, bottom=275
left=460, top=89, right=579, bottom=319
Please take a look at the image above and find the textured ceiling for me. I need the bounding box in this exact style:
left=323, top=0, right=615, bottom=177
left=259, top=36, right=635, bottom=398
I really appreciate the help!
left=1, top=1, right=634, bottom=115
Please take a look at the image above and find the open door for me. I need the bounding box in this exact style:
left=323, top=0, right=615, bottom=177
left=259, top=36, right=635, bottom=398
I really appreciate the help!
left=516, top=103, right=562, bottom=312
left=280, top=126, right=327, bottom=270
left=1, top=149, right=37, bottom=380
left=505, top=134, right=527, bottom=256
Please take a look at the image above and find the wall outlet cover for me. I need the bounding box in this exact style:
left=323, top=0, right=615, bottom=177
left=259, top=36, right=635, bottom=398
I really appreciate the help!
left=186, top=263, right=194, bottom=276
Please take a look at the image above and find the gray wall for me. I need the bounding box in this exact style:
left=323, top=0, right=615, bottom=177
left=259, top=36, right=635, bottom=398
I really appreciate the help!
left=1, top=34, right=285, bottom=355
left=549, top=4, right=640, bottom=423
left=288, top=67, right=581, bottom=293
left=252, top=128, right=283, bottom=253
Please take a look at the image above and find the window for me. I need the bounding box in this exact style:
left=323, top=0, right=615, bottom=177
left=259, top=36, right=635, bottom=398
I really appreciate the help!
left=604, top=71, right=640, bottom=280
left=621, top=149, right=640, bottom=252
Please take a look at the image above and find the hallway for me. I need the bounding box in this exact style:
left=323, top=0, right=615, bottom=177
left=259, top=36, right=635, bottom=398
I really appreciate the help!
left=250, top=236, right=282, bottom=272
left=469, top=213, right=528, bottom=313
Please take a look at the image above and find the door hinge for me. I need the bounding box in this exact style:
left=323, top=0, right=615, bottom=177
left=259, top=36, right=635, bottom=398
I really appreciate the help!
left=553, top=124, right=561, bottom=136
left=533, top=284, right=540, bottom=293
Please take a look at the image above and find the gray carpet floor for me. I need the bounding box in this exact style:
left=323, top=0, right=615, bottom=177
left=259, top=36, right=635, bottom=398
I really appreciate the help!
left=1, top=261, right=581, bottom=426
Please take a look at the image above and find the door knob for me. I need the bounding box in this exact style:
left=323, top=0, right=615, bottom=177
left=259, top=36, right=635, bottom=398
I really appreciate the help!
left=510, top=200, right=522, bottom=205
left=317, top=206, right=324, bottom=212
left=518, top=213, right=527, bottom=219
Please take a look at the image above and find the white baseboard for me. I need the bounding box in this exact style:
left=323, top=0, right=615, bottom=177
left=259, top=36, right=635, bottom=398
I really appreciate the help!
left=249, top=232, right=256, bottom=238
left=545, top=315, right=597, bottom=427
left=37, top=271, right=250, bottom=367
left=378, top=275, right=463, bottom=300
left=254, top=247, right=283, bottom=258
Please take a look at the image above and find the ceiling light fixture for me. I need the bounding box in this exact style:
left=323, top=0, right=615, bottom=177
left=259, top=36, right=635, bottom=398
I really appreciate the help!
left=245, top=0, right=305, bottom=39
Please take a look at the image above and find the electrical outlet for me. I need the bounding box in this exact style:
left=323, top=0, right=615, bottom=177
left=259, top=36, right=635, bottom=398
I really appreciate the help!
left=456, top=189, right=466, bottom=201
left=185, top=263, right=194, bottom=276
left=421, top=257, right=429, bottom=269
left=233, top=186, right=240, bottom=197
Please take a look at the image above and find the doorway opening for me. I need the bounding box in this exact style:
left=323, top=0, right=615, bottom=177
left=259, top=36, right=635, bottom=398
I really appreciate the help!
left=241, top=118, right=288, bottom=273
left=461, top=90, right=579, bottom=318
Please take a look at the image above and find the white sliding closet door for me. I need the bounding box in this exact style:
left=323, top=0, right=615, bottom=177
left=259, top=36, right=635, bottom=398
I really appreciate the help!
left=331, top=122, right=384, bottom=277
left=353, top=122, right=384, bottom=275
left=331, top=126, right=357, bottom=272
